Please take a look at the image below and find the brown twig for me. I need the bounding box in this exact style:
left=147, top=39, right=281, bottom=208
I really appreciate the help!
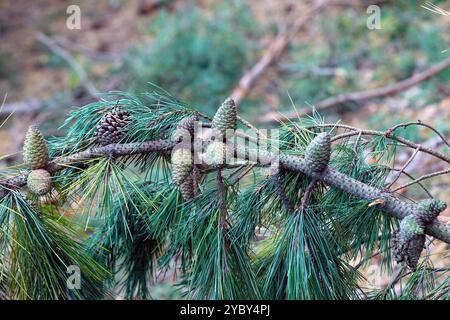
left=384, top=121, right=450, bottom=148
left=350, top=130, right=362, bottom=169
left=258, top=56, right=450, bottom=124
left=386, top=147, right=420, bottom=190
left=380, top=166, right=433, bottom=198
left=299, top=123, right=450, bottom=165
left=230, top=1, right=327, bottom=105
left=391, top=168, right=450, bottom=194
left=298, top=179, right=317, bottom=213
left=330, top=129, right=450, bottom=165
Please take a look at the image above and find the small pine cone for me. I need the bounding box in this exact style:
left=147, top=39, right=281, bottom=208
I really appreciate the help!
left=416, top=199, right=447, bottom=223
left=399, top=215, right=424, bottom=241
left=180, top=174, right=195, bottom=200
left=171, top=115, right=198, bottom=143
left=96, top=108, right=131, bottom=146
left=212, top=98, right=237, bottom=135
left=23, top=126, right=50, bottom=170
left=203, top=141, right=232, bottom=168
left=392, top=233, right=425, bottom=270
left=171, top=147, right=193, bottom=186
left=392, top=215, right=425, bottom=270
left=27, top=169, right=52, bottom=196
left=304, top=132, right=331, bottom=173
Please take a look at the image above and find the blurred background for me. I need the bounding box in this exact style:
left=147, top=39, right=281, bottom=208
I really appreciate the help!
left=0, top=0, right=449, bottom=297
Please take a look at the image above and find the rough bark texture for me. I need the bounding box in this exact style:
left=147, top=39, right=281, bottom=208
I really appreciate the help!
left=1, top=138, right=449, bottom=244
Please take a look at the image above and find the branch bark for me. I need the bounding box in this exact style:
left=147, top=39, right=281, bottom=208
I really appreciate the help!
left=1, top=137, right=449, bottom=245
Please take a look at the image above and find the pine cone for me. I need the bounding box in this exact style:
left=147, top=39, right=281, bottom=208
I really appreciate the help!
left=212, top=98, right=237, bottom=135
left=304, top=132, right=331, bottom=173
left=180, top=174, right=195, bottom=200
left=399, top=215, right=424, bottom=240
left=96, top=108, right=131, bottom=146
left=171, top=115, right=198, bottom=143
left=27, top=169, right=52, bottom=196
left=171, top=147, right=193, bottom=186
left=23, top=126, right=49, bottom=170
left=416, top=199, right=447, bottom=223
left=203, top=141, right=232, bottom=168
left=392, top=215, right=425, bottom=270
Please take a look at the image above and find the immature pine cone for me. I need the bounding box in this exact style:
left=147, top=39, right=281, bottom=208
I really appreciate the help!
left=171, top=147, right=193, bottom=186
left=180, top=175, right=195, bottom=200
left=392, top=214, right=425, bottom=270
left=27, top=169, right=52, bottom=196
left=304, top=132, right=331, bottom=173
left=171, top=115, right=198, bottom=143
left=203, top=141, right=232, bottom=168
left=96, top=108, right=131, bottom=146
left=212, top=98, right=237, bottom=135
left=416, top=199, right=447, bottom=223
left=23, top=126, right=49, bottom=170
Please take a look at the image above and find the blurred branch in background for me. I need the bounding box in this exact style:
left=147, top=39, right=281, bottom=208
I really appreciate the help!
left=230, top=0, right=328, bottom=105
left=36, top=32, right=100, bottom=99
left=258, top=56, right=450, bottom=124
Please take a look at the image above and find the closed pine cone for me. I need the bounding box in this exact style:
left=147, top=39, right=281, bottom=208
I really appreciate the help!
left=23, top=126, right=49, bottom=170
left=27, top=169, right=52, bottom=196
left=304, top=132, right=331, bottom=173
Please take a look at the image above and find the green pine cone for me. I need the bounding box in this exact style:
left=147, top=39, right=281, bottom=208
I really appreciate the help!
left=212, top=97, right=237, bottom=135
left=304, top=132, right=331, bottom=173
left=171, top=147, right=193, bottom=186
left=23, top=126, right=50, bottom=170
left=399, top=214, right=424, bottom=242
left=392, top=214, right=426, bottom=270
left=27, top=169, right=52, bottom=196
left=416, top=199, right=447, bottom=223
left=171, top=115, right=198, bottom=143
left=203, top=141, right=232, bottom=168
left=392, top=230, right=425, bottom=270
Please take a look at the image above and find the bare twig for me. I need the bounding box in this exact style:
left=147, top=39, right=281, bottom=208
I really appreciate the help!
left=380, top=166, right=433, bottom=198
left=391, top=168, right=450, bottom=194
left=298, top=179, right=317, bottom=213
left=330, top=129, right=450, bottom=165
left=351, top=130, right=362, bottom=169
left=0, top=100, right=42, bottom=117
left=297, top=123, right=450, bottom=165
left=230, top=1, right=327, bottom=105
left=384, top=121, right=450, bottom=148
left=258, top=56, right=450, bottom=123
left=386, top=147, right=420, bottom=190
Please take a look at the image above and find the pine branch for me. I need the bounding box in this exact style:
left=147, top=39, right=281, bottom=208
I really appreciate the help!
left=1, top=138, right=449, bottom=245
left=297, top=123, right=450, bottom=165
left=0, top=140, right=174, bottom=198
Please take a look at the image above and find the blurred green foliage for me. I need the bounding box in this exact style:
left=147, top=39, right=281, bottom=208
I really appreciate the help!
left=0, top=51, right=20, bottom=86
left=123, top=1, right=258, bottom=114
